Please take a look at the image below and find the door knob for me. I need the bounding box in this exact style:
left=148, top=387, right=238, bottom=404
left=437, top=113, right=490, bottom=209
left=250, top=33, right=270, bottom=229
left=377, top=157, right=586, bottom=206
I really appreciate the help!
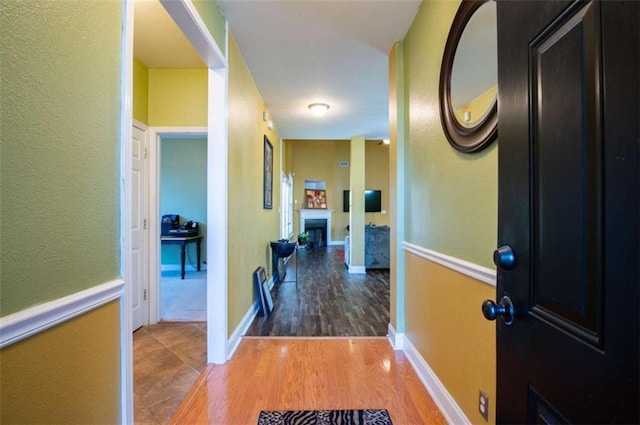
left=482, top=295, right=515, bottom=325
left=493, top=245, right=515, bottom=269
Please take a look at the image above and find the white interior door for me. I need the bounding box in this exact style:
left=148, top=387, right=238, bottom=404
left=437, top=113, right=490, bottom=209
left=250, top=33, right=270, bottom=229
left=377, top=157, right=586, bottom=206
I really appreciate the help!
left=132, top=123, right=149, bottom=331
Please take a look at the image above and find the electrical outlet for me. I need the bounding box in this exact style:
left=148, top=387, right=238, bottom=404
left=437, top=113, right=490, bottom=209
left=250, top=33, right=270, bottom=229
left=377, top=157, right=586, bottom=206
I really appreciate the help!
left=479, top=390, right=489, bottom=421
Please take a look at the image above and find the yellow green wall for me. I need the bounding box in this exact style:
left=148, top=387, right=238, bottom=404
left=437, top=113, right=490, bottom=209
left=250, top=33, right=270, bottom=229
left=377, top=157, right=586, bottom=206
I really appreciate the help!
left=404, top=0, right=497, bottom=269
left=227, top=33, right=281, bottom=336
left=282, top=138, right=294, bottom=175
left=0, top=302, right=121, bottom=424
left=388, top=42, right=403, bottom=331
left=148, top=68, right=208, bottom=127
left=397, top=0, right=498, bottom=422
left=288, top=140, right=351, bottom=241
left=0, top=0, right=121, bottom=315
left=365, top=141, right=390, bottom=226
left=0, top=1, right=123, bottom=421
left=405, top=254, right=496, bottom=424
left=133, top=58, right=149, bottom=124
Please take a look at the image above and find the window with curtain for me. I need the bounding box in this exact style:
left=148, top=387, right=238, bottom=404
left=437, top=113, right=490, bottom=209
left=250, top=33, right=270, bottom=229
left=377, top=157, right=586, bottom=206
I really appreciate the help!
left=280, top=172, right=294, bottom=239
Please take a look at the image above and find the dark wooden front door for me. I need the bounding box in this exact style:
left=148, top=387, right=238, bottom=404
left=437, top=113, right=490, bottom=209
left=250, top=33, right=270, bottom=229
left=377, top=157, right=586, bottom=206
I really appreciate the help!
left=492, top=1, right=639, bottom=422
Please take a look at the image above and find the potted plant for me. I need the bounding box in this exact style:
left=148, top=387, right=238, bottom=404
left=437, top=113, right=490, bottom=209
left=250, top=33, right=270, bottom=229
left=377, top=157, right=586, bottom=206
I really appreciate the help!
left=297, top=231, right=309, bottom=245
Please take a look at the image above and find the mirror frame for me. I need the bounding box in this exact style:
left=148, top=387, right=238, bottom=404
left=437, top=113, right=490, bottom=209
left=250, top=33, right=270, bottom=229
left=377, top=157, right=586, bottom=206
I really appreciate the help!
left=439, top=0, right=498, bottom=153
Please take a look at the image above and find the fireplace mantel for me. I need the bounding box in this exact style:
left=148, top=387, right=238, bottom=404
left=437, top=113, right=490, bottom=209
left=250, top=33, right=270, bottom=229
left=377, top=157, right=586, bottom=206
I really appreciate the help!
left=298, top=209, right=335, bottom=245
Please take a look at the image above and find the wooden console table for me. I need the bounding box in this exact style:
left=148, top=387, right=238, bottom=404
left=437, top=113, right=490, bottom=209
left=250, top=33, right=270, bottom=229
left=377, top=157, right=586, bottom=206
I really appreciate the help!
left=160, top=235, right=203, bottom=279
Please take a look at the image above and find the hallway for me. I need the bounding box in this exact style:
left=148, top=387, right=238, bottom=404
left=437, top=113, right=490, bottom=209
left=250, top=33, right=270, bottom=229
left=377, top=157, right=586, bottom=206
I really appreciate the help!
left=245, top=247, right=390, bottom=337
left=134, top=247, right=391, bottom=423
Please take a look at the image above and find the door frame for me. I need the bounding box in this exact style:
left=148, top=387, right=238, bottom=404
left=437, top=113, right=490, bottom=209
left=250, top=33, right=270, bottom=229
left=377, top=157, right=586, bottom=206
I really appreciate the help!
left=121, top=0, right=229, bottom=422
left=148, top=127, right=208, bottom=325
left=132, top=120, right=150, bottom=330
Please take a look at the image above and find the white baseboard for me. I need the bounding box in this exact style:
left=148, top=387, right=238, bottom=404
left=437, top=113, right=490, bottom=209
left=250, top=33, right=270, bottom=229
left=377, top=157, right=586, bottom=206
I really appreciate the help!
left=403, top=335, right=471, bottom=425
left=227, top=275, right=276, bottom=359
left=348, top=265, right=366, bottom=274
left=328, top=241, right=345, bottom=246
left=226, top=299, right=259, bottom=359
left=0, top=279, right=125, bottom=349
left=387, top=323, right=404, bottom=350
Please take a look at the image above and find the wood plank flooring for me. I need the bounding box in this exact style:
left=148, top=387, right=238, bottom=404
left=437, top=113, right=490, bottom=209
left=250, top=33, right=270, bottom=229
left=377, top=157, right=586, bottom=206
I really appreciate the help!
left=245, top=247, right=390, bottom=336
left=170, top=338, right=447, bottom=425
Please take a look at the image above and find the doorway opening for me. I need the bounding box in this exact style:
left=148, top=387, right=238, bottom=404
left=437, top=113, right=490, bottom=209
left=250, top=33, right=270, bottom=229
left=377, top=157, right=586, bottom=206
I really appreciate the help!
left=159, top=134, right=207, bottom=321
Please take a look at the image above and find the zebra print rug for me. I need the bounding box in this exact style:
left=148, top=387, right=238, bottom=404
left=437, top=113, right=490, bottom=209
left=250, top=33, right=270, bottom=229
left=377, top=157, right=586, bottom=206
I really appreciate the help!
left=257, top=409, right=393, bottom=425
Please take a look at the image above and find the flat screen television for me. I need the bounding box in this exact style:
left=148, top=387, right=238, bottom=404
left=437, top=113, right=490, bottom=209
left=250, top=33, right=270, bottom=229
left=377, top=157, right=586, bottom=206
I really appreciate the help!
left=343, top=190, right=382, bottom=213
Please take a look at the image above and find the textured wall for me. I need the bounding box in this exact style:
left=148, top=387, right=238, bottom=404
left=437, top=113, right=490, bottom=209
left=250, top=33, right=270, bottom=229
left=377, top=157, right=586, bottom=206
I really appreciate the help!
left=388, top=42, right=401, bottom=330
left=148, top=68, right=208, bottom=127
left=404, top=0, right=497, bottom=268
left=0, top=301, right=121, bottom=424
left=133, top=58, right=149, bottom=124
left=405, top=253, right=496, bottom=424
left=160, top=137, right=208, bottom=265
left=0, top=0, right=121, bottom=315
left=399, top=0, right=498, bottom=422
left=227, top=33, right=281, bottom=336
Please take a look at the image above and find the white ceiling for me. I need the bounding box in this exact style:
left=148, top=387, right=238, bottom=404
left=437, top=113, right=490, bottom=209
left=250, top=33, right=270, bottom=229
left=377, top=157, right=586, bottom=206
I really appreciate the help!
left=134, top=0, right=421, bottom=141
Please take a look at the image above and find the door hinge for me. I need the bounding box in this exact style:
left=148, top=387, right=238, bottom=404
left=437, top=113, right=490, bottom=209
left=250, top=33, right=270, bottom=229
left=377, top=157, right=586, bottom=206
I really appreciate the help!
left=143, top=289, right=147, bottom=301
left=144, top=147, right=148, bottom=159
left=143, top=218, right=147, bottom=230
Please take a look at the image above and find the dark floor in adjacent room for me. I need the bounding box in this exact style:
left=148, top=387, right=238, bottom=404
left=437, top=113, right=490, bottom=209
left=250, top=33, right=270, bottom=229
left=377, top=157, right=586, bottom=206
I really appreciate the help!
left=244, top=246, right=390, bottom=337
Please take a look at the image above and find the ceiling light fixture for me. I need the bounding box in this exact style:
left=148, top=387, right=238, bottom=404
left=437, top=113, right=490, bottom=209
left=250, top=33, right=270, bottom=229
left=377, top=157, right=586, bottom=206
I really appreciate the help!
left=308, top=103, right=330, bottom=117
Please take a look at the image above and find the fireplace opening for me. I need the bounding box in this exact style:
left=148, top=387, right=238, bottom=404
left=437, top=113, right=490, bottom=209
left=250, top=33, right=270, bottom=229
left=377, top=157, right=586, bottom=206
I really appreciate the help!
left=304, top=219, right=327, bottom=248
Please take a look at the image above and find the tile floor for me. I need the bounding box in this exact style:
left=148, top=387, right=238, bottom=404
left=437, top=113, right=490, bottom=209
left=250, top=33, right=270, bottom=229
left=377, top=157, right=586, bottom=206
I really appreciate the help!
left=133, top=322, right=207, bottom=425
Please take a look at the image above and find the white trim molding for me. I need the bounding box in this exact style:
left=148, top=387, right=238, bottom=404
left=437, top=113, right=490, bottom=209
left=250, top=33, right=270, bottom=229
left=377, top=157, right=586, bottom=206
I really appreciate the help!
left=348, top=265, right=366, bottom=274
left=227, top=275, right=274, bottom=359
left=160, top=0, right=226, bottom=69
left=403, top=335, right=471, bottom=425
left=0, top=279, right=125, bottom=349
left=148, top=126, right=208, bottom=326
left=226, top=299, right=259, bottom=360
left=121, top=0, right=135, bottom=422
left=299, top=209, right=335, bottom=246
left=403, top=242, right=496, bottom=286
left=387, top=323, right=404, bottom=350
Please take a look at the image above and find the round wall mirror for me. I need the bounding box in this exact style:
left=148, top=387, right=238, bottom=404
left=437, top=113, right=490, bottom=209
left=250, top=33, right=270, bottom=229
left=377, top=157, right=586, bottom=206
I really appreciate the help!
left=439, top=0, right=498, bottom=153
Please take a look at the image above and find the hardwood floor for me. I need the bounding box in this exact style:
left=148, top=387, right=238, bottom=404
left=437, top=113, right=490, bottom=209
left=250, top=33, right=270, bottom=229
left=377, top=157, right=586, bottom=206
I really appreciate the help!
left=170, top=338, right=447, bottom=425
left=245, top=247, right=390, bottom=336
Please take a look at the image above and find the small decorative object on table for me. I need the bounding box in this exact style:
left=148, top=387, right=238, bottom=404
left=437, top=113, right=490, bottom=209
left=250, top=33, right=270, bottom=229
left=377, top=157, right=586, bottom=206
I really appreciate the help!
left=297, top=231, right=309, bottom=246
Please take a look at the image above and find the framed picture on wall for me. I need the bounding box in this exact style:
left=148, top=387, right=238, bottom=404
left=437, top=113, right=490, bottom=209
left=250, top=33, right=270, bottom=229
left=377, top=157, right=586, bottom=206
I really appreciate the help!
left=263, top=136, right=273, bottom=209
left=305, top=189, right=327, bottom=209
